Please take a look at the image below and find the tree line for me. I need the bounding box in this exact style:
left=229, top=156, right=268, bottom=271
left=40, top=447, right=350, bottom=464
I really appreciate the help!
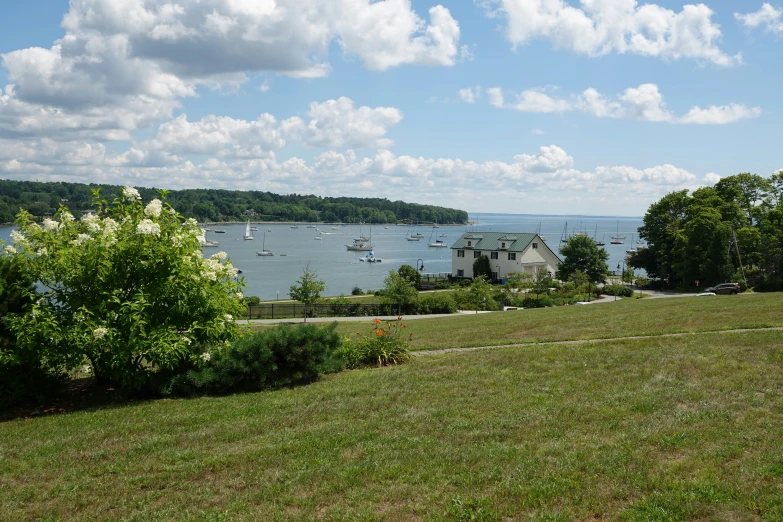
left=0, top=179, right=468, bottom=225
left=629, top=172, right=783, bottom=291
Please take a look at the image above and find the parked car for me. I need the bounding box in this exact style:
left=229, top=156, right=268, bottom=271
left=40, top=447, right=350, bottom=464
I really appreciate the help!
left=704, top=283, right=741, bottom=295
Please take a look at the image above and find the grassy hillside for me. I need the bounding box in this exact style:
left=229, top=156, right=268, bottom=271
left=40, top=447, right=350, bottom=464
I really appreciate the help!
left=325, top=293, right=783, bottom=351
left=2, top=296, right=783, bottom=520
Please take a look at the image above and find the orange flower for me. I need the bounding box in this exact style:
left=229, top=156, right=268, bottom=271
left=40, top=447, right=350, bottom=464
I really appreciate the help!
left=397, top=316, right=402, bottom=321
left=401, top=324, right=407, bottom=329
left=375, top=329, right=383, bottom=336
left=373, top=318, right=381, bottom=325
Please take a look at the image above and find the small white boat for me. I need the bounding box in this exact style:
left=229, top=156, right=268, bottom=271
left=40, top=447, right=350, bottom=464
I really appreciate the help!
left=314, top=236, right=322, bottom=240
left=406, top=237, right=420, bottom=241
left=256, top=232, right=274, bottom=256
left=307, top=225, right=318, bottom=229
left=359, top=251, right=382, bottom=262
left=243, top=221, right=254, bottom=240
left=250, top=226, right=258, bottom=231
left=291, top=225, right=299, bottom=229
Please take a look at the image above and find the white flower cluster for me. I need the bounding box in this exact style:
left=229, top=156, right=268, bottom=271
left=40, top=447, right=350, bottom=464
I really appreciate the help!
left=136, top=219, right=161, bottom=236
left=60, top=211, right=74, bottom=223
left=201, top=352, right=211, bottom=362
left=36, top=248, right=47, bottom=256
left=186, top=218, right=198, bottom=227
left=72, top=233, right=93, bottom=246
left=4, top=245, right=16, bottom=254
left=225, top=314, right=233, bottom=321
left=93, top=327, right=107, bottom=339
left=10, top=230, right=28, bottom=247
left=81, top=213, right=102, bottom=233
left=144, top=199, right=163, bottom=218
left=183, top=336, right=192, bottom=345
left=43, top=218, right=59, bottom=231
left=211, top=251, right=228, bottom=261
left=122, top=186, right=141, bottom=200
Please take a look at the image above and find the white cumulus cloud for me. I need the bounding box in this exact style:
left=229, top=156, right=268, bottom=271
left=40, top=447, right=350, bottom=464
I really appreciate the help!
left=485, top=83, right=760, bottom=124
left=458, top=86, right=481, bottom=103
left=482, top=0, right=741, bottom=66
left=735, top=4, right=783, bottom=33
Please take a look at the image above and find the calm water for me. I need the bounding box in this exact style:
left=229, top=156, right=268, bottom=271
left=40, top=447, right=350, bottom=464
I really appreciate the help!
left=0, top=213, right=643, bottom=299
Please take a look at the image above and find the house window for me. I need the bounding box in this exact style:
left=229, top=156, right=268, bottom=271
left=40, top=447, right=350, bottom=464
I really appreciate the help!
left=501, top=242, right=506, bottom=248
left=457, top=250, right=464, bottom=258
left=508, top=253, right=516, bottom=261
left=467, top=241, right=472, bottom=247
left=457, top=269, right=464, bottom=277
left=490, top=251, right=498, bottom=260
left=474, top=251, right=481, bottom=258
left=532, top=242, right=538, bottom=249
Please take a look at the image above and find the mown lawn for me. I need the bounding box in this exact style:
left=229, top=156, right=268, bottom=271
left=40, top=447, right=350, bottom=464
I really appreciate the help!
left=2, top=329, right=783, bottom=520
left=325, top=292, right=783, bottom=352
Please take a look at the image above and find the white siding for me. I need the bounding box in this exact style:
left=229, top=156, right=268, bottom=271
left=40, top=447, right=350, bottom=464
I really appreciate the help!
left=451, top=237, right=560, bottom=279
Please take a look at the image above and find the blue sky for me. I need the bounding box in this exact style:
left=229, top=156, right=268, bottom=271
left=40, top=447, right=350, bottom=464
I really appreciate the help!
left=0, top=0, right=781, bottom=215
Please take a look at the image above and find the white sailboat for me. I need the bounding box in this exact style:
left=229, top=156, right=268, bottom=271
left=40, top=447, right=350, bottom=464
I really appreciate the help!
left=243, top=220, right=254, bottom=240
left=256, top=232, right=274, bottom=256
left=428, top=229, right=448, bottom=248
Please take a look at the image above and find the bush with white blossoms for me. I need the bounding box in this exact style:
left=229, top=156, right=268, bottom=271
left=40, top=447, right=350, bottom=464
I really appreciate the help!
left=6, top=187, right=245, bottom=390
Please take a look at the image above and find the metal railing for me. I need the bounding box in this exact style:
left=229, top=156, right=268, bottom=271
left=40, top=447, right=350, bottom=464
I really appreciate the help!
left=246, top=302, right=416, bottom=320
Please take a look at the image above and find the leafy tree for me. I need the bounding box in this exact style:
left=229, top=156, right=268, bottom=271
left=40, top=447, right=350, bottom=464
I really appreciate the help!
left=622, top=267, right=635, bottom=285
left=382, top=270, right=418, bottom=315
left=502, top=271, right=533, bottom=302
left=6, top=188, right=245, bottom=391
left=635, top=276, right=650, bottom=297
left=289, top=264, right=326, bottom=322
left=473, top=254, right=493, bottom=281
left=397, top=264, right=421, bottom=288
left=558, top=236, right=609, bottom=284
left=455, top=275, right=495, bottom=314
left=531, top=268, right=554, bottom=298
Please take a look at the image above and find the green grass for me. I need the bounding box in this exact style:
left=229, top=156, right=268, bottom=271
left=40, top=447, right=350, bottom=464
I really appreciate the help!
left=2, top=330, right=783, bottom=520
left=326, top=292, right=783, bottom=351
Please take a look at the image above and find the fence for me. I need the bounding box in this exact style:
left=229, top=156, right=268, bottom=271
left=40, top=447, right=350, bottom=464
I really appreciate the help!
left=246, top=302, right=417, bottom=320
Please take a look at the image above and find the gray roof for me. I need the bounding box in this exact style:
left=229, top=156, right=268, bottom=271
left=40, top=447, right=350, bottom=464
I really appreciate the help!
left=450, top=232, right=539, bottom=252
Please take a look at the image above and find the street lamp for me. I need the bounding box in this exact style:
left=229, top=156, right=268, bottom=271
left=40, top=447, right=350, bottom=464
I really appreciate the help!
left=417, top=258, right=424, bottom=271
left=276, top=290, right=279, bottom=301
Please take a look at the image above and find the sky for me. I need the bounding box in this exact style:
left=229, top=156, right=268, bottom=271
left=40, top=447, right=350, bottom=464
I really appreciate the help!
left=0, top=0, right=781, bottom=216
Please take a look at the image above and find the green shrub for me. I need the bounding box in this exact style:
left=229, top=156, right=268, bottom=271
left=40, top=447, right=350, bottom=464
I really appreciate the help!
left=241, top=295, right=261, bottom=306
left=603, top=284, right=634, bottom=297
left=351, top=286, right=364, bottom=295
left=167, top=323, right=342, bottom=396
left=0, top=254, right=65, bottom=410
left=521, top=296, right=554, bottom=308
left=414, top=293, right=458, bottom=314
left=340, top=318, right=412, bottom=368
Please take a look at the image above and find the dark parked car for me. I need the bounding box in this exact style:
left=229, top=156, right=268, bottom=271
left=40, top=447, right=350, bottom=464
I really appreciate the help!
left=704, top=283, right=741, bottom=295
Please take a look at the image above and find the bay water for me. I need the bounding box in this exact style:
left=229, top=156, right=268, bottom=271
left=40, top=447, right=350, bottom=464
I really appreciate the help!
left=0, top=214, right=643, bottom=300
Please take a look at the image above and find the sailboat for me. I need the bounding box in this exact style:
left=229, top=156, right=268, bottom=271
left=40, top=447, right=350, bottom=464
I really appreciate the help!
left=346, top=226, right=373, bottom=251
left=536, top=222, right=547, bottom=241
left=593, top=224, right=605, bottom=247
left=428, top=229, right=448, bottom=248
left=626, top=234, right=638, bottom=254
left=560, top=222, right=569, bottom=243
left=256, top=232, right=274, bottom=256
left=243, top=220, right=253, bottom=240
left=406, top=224, right=420, bottom=241
left=610, top=220, right=625, bottom=243
left=199, top=229, right=219, bottom=248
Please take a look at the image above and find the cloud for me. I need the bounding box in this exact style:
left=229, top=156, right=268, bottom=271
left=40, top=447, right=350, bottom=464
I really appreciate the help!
left=0, top=0, right=459, bottom=145
left=704, top=172, right=722, bottom=184
left=531, top=128, right=546, bottom=135
left=679, top=104, right=763, bottom=125
left=481, top=0, right=741, bottom=66
left=486, top=83, right=761, bottom=124
left=735, top=4, right=783, bottom=33
left=457, top=87, right=481, bottom=103
left=0, top=142, right=705, bottom=213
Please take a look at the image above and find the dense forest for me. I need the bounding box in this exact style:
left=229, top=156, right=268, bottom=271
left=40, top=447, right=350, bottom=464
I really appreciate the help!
left=629, top=172, right=783, bottom=291
left=0, top=179, right=468, bottom=225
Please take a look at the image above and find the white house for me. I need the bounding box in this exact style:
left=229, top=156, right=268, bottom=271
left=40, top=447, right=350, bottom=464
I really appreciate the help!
left=451, top=232, right=561, bottom=280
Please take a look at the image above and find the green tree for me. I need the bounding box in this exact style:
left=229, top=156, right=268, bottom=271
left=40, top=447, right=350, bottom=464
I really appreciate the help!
left=289, top=264, right=326, bottom=322
left=558, top=236, right=609, bottom=284
left=397, top=264, right=421, bottom=288
left=473, top=254, right=493, bottom=280
left=502, top=271, right=533, bottom=302
left=382, top=270, right=418, bottom=315
left=455, top=275, right=495, bottom=314
left=6, top=188, right=244, bottom=390
left=531, top=268, right=554, bottom=298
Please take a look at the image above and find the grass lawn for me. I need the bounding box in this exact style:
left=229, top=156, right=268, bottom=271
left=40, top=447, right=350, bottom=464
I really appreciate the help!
left=322, top=292, right=783, bottom=352
left=2, top=329, right=783, bottom=520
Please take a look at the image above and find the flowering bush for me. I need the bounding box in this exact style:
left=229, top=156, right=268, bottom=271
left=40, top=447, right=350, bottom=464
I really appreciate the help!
left=341, top=317, right=412, bottom=368
left=5, top=188, right=245, bottom=390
